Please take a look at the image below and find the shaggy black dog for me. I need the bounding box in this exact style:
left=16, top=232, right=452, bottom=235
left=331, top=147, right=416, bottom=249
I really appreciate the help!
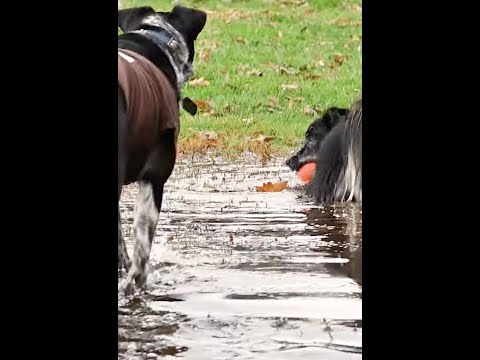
left=286, top=98, right=362, bottom=203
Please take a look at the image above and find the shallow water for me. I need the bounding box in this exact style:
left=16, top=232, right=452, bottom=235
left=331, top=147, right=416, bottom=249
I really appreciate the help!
left=118, top=156, right=362, bottom=359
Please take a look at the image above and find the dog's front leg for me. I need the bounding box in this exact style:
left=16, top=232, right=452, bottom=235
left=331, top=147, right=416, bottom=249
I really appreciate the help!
left=125, top=181, right=162, bottom=294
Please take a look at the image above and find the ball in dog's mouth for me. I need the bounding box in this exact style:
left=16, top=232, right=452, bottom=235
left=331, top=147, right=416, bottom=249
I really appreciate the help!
left=297, top=162, right=316, bottom=183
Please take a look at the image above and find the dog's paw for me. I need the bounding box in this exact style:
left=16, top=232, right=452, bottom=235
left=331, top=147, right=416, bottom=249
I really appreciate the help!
left=124, top=269, right=147, bottom=296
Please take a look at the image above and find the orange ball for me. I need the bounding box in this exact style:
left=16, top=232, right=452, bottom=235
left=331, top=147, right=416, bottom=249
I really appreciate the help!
left=297, top=162, right=316, bottom=183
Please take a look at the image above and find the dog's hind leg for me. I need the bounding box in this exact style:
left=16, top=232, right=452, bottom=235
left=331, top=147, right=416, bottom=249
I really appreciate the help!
left=118, top=87, right=131, bottom=273
left=124, top=180, right=162, bottom=293
left=125, top=129, right=177, bottom=294
left=118, top=208, right=131, bottom=272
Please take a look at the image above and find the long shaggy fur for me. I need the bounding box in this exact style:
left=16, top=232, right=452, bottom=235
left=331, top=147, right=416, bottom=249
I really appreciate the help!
left=306, top=97, right=362, bottom=203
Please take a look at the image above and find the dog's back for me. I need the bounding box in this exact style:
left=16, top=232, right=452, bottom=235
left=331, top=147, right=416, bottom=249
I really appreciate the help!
left=118, top=49, right=179, bottom=183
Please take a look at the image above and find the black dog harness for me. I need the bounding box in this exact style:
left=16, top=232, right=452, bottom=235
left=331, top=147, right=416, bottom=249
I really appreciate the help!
left=131, top=27, right=198, bottom=116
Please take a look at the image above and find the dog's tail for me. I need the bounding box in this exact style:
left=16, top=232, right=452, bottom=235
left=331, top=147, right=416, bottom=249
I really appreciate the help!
left=342, top=97, right=362, bottom=202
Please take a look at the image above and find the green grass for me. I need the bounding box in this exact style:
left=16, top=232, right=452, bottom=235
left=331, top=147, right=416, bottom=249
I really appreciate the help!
left=120, top=0, right=362, bottom=158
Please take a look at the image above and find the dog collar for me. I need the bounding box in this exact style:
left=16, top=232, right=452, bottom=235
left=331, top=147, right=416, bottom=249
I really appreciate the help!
left=131, top=28, right=192, bottom=88
left=131, top=28, right=197, bottom=116
left=137, top=28, right=175, bottom=49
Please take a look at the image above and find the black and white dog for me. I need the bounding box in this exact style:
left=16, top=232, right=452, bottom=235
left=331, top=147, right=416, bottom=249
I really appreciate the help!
left=286, top=98, right=362, bottom=203
left=118, top=5, right=207, bottom=293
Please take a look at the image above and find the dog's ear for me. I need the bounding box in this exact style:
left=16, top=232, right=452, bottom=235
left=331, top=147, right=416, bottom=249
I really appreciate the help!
left=323, top=107, right=348, bottom=129
left=170, top=6, right=207, bottom=41
left=118, top=6, right=156, bottom=33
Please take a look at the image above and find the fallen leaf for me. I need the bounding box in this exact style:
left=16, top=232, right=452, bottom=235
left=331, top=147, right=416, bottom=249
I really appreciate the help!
left=198, top=49, right=211, bottom=61
left=253, top=135, right=276, bottom=143
left=255, top=181, right=289, bottom=192
left=198, top=131, right=219, bottom=140
left=286, top=97, right=304, bottom=110
left=278, top=66, right=297, bottom=76
left=352, top=4, right=362, bottom=12
left=331, top=17, right=353, bottom=28
left=281, top=83, right=299, bottom=91
left=280, top=0, right=307, bottom=6
left=303, top=105, right=317, bottom=116
left=222, top=104, right=235, bottom=114
left=303, top=73, right=322, bottom=80
left=242, top=118, right=254, bottom=124
left=193, top=100, right=212, bottom=112
left=268, top=97, right=280, bottom=108
left=246, top=69, right=263, bottom=77
left=234, top=36, right=248, bottom=44
left=266, top=97, right=281, bottom=112
left=189, top=77, right=210, bottom=87
left=330, top=54, right=347, bottom=69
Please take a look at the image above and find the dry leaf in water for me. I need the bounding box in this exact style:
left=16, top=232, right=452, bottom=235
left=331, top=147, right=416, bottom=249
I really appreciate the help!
left=255, top=181, right=288, bottom=192
left=281, top=83, right=299, bottom=91
left=189, top=77, right=210, bottom=87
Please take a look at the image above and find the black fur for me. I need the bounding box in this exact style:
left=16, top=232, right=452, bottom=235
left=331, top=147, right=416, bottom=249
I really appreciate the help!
left=287, top=99, right=362, bottom=203
left=286, top=107, right=348, bottom=171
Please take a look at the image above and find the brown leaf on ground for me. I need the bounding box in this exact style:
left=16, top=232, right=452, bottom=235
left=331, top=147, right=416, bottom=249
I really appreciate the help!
left=208, top=9, right=255, bottom=24
left=278, top=66, right=297, bottom=76
left=303, top=105, right=318, bottom=117
left=331, top=17, right=355, bottom=28
left=234, top=36, right=248, bottom=44
left=268, top=97, right=280, bottom=108
left=197, top=131, right=219, bottom=146
left=198, top=131, right=219, bottom=140
left=253, top=134, right=276, bottom=143
left=330, top=54, right=347, bottom=69
left=281, top=83, right=299, bottom=91
left=198, top=49, right=211, bottom=61
left=189, top=77, right=210, bottom=87
left=280, top=0, right=307, bottom=6
left=286, top=97, right=304, bottom=110
left=222, top=104, right=235, bottom=114
left=246, top=69, right=263, bottom=77
left=266, top=97, right=281, bottom=112
left=255, top=181, right=288, bottom=192
left=302, top=73, right=323, bottom=80
left=247, top=69, right=262, bottom=76
left=193, top=100, right=212, bottom=113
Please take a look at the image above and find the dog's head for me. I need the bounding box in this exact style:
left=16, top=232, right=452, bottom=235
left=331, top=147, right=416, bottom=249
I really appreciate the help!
left=118, top=5, right=207, bottom=87
left=286, top=107, right=348, bottom=171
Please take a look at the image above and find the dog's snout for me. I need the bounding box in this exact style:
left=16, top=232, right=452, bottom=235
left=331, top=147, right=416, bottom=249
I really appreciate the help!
left=286, top=154, right=298, bottom=170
